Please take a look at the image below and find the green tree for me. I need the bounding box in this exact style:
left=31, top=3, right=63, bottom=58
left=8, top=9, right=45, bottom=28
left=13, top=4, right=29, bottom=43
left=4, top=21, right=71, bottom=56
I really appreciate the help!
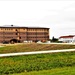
left=51, top=36, right=58, bottom=42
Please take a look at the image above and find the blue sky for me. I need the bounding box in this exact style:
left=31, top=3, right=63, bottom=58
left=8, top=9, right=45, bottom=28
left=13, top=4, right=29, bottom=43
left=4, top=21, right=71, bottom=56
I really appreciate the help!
left=0, top=0, right=75, bottom=38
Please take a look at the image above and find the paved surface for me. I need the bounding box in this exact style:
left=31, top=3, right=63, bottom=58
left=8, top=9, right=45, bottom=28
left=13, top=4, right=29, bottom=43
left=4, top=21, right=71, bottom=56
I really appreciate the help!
left=40, top=43, right=75, bottom=45
left=0, top=49, right=75, bottom=57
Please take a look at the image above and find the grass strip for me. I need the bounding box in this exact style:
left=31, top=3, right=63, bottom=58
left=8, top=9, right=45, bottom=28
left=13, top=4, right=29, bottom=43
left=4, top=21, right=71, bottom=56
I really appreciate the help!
left=0, top=44, right=75, bottom=53
left=0, top=52, right=75, bottom=74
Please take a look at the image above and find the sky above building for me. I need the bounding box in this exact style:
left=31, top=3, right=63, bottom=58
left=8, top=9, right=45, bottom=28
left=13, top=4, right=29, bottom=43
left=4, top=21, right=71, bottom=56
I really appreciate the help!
left=0, top=0, right=75, bottom=38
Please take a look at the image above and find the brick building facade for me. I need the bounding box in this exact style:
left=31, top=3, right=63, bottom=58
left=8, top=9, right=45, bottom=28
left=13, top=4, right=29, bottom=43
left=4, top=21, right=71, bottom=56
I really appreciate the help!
left=0, top=25, right=50, bottom=43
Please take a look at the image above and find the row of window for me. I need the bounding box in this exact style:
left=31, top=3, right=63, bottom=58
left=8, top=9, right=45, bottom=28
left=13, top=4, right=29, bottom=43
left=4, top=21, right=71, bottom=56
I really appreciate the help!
left=27, top=37, right=48, bottom=38
left=3, top=33, right=13, bottom=35
left=0, top=28, right=13, bottom=30
left=0, top=28, right=26, bottom=31
left=0, top=37, right=13, bottom=39
left=28, top=29, right=48, bottom=31
left=27, top=33, right=48, bottom=35
left=0, top=33, right=48, bottom=35
left=0, top=36, right=48, bottom=38
left=0, top=28, right=49, bottom=31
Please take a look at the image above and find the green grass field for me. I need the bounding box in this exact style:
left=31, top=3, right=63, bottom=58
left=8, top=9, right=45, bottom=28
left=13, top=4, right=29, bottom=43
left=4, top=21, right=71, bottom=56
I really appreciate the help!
left=0, top=52, right=75, bottom=74
left=0, top=44, right=75, bottom=75
left=0, top=43, right=75, bottom=53
left=11, top=66, right=75, bottom=75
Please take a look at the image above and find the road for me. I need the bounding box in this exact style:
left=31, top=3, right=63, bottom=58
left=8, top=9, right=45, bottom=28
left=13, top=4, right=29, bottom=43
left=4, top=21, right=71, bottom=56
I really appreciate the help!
left=0, top=49, right=75, bottom=57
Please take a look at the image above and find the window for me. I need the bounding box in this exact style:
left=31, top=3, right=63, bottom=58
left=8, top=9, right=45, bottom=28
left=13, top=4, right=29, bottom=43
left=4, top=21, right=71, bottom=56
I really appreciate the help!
left=16, top=33, right=17, bottom=35
left=1, top=28, right=3, bottom=30
left=19, top=37, right=21, bottom=39
left=16, top=29, right=17, bottom=31
left=23, top=29, right=25, bottom=30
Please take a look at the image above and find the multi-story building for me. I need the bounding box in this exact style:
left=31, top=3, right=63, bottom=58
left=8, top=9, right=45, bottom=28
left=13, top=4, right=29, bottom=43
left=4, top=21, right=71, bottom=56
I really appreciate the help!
left=0, top=25, right=50, bottom=43
left=59, top=35, right=75, bottom=43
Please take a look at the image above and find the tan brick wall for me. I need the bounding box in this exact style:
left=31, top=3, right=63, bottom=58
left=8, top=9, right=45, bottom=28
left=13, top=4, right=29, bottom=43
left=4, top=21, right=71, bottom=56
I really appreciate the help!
left=0, top=27, right=49, bottom=43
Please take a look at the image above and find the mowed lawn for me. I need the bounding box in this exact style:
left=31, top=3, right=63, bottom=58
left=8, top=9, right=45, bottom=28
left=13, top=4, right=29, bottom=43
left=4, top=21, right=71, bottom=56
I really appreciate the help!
left=11, top=66, right=75, bottom=75
left=0, top=43, right=75, bottom=53
left=0, top=52, right=75, bottom=75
